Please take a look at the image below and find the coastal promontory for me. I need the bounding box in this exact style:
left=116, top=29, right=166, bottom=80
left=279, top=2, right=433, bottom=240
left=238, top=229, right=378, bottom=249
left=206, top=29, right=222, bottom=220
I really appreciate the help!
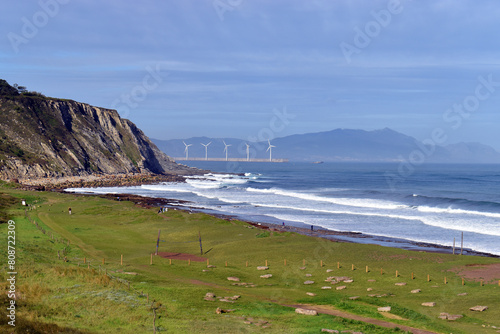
left=0, top=79, right=195, bottom=183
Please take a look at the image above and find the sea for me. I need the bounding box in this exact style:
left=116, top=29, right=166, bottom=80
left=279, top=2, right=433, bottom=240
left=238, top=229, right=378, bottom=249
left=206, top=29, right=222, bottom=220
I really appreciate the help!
left=67, top=162, right=500, bottom=256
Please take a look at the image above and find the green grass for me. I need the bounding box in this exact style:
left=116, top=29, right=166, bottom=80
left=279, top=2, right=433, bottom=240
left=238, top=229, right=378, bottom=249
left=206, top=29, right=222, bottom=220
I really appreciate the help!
left=1, top=185, right=499, bottom=333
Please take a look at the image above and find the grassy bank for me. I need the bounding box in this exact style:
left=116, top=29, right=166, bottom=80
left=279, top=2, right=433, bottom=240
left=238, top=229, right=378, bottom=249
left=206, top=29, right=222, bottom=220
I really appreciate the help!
left=1, top=184, right=499, bottom=333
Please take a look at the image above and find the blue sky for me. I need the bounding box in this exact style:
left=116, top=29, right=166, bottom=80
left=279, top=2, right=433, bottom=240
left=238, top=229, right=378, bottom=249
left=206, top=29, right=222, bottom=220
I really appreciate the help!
left=2, top=0, right=500, bottom=149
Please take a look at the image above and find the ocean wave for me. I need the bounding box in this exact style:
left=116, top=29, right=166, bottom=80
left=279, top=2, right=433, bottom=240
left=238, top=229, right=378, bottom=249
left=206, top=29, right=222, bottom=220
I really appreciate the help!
left=419, top=216, right=500, bottom=237
left=249, top=202, right=422, bottom=222
left=417, top=206, right=500, bottom=219
left=246, top=187, right=403, bottom=210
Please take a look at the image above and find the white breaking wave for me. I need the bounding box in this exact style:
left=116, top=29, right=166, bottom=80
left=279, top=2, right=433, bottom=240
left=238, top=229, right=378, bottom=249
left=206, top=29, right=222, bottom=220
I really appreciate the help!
left=417, top=206, right=500, bottom=219
left=249, top=202, right=422, bottom=222
left=246, top=187, right=403, bottom=210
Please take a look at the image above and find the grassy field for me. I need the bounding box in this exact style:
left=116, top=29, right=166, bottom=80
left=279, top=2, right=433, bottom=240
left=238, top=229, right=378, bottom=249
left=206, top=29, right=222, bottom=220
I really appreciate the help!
left=1, top=183, right=499, bottom=333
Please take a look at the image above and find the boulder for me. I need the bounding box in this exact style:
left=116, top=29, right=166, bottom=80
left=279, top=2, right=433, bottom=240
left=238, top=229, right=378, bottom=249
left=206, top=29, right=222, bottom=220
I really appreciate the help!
left=439, top=313, right=463, bottom=321
left=470, top=305, right=488, bottom=312
left=321, top=329, right=339, bottom=333
left=411, top=289, right=421, bottom=294
left=422, top=302, right=436, bottom=307
left=304, top=280, right=315, bottom=285
left=336, top=285, right=346, bottom=290
left=257, top=266, right=269, bottom=270
left=326, top=269, right=334, bottom=273
left=295, top=308, right=318, bottom=316
left=378, top=306, right=391, bottom=312
left=227, top=276, right=240, bottom=282
left=321, top=286, right=332, bottom=289
left=260, top=274, right=272, bottom=279
left=306, top=292, right=316, bottom=296
left=395, top=282, right=407, bottom=286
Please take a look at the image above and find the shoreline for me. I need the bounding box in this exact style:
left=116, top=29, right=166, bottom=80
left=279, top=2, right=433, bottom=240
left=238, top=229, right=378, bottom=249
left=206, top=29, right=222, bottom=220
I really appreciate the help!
left=84, top=192, right=499, bottom=259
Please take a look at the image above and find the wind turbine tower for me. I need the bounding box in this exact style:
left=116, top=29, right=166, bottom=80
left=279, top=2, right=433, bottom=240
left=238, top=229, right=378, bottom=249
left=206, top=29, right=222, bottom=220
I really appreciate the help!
left=183, top=141, right=193, bottom=160
left=223, top=140, right=231, bottom=161
left=201, top=142, right=211, bottom=160
left=266, top=140, right=276, bottom=162
left=245, top=143, right=250, bottom=161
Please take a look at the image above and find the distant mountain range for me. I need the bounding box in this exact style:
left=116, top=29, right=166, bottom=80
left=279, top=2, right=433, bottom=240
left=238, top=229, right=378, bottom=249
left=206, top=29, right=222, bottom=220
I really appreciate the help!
left=152, top=128, right=500, bottom=163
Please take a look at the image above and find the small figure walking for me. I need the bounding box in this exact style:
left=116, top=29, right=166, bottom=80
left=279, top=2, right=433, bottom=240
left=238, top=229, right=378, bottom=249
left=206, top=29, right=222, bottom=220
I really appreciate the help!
left=68, top=207, right=72, bottom=215
left=310, top=225, right=313, bottom=231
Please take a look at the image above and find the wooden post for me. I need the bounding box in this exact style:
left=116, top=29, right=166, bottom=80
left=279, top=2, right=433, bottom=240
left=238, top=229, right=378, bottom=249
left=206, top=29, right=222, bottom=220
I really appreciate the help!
left=246, top=261, right=248, bottom=267
left=121, top=254, right=123, bottom=265
left=411, top=272, right=414, bottom=280
left=169, top=259, right=172, bottom=265
left=188, top=259, right=191, bottom=265
left=284, top=259, right=287, bottom=266
left=320, top=260, right=323, bottom=267
left=102, top=258, right=105, bottom=265
left=460, top=232, right=463, bottom=255
left=265, top=259, right=268, bottom=266
left=396, top=270, right=399, bottom=277
left=156, top=229, right=161, bottom=255
left=427, top=274, right=430, bottom=282
left=150, top=253, right=153, bottom=265
left=303, top=259, right=306, bottom=266
left=480, top=280, right=483, bottom=286
left=351, top=264, right=354, bottom=271
left=366, top=266, right=368, bottom=273
left=444, top=277, right=447, bottom=284
left=462, top=278, right=465, bottom=286
left=337, top=262, right=340, bottom=269
left=380, top=268, right=383, bottom=275
left=225, top=261, right=227, bottom=267
left=198, top=231, right=203, bottom=255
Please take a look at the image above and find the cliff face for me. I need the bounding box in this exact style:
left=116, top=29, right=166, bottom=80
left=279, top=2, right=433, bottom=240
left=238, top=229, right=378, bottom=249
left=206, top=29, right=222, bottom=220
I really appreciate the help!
left=0, top=80, right=193, bottom=180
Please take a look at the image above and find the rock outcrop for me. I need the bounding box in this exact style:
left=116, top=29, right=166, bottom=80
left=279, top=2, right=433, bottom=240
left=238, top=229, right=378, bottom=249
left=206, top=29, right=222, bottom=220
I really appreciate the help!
left=0, top=80, right=196, bottom=181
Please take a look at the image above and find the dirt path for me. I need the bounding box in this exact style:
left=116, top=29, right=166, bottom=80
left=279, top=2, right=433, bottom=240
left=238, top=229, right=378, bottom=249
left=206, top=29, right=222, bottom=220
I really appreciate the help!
left=38, top=212, right=106, bottom=259
left=283, top=304, right=439, bottom=334
left=185, top=276, right=438, bottom=333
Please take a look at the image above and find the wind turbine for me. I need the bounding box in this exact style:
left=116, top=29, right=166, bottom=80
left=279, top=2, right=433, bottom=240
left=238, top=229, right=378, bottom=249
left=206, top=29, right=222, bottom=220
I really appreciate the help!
left=223, top=140, right=231, bottom=161
left=183, top=141, right=192, bottom=160
left=245, top=143, right=250, bottom=161
left=266, top=140, right=275, bottom=162
left=201, top=142, right=211, bottom=160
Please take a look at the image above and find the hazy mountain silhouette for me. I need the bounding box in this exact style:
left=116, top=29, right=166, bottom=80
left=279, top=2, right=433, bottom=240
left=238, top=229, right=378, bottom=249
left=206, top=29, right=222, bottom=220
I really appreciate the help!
left=152, top=128, right=500, bottom=163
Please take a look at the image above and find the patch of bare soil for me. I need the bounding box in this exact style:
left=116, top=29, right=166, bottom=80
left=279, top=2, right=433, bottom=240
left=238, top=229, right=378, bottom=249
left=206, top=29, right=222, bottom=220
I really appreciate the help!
left=449, top=263, right=500, bottom=283
left=157, top=252, right=207, bottom=262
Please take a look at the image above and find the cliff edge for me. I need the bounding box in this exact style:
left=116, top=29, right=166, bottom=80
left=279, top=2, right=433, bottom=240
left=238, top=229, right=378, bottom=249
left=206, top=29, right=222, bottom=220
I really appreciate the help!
left=0, top=79, right=195, bottom=181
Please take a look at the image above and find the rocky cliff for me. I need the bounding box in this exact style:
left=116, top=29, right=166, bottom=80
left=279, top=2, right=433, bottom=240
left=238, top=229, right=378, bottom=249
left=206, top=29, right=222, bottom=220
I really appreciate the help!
left=0, top=79, right=194, bottom=181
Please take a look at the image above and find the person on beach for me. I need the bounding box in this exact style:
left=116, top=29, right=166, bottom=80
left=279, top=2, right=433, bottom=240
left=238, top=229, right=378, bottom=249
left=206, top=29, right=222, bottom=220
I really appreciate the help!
left=310, top=225, right=313, bottom=231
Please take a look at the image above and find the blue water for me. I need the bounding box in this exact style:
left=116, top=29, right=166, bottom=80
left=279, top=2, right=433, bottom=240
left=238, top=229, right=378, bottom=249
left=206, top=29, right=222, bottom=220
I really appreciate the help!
left=68, top=162, right=500, bottom=255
